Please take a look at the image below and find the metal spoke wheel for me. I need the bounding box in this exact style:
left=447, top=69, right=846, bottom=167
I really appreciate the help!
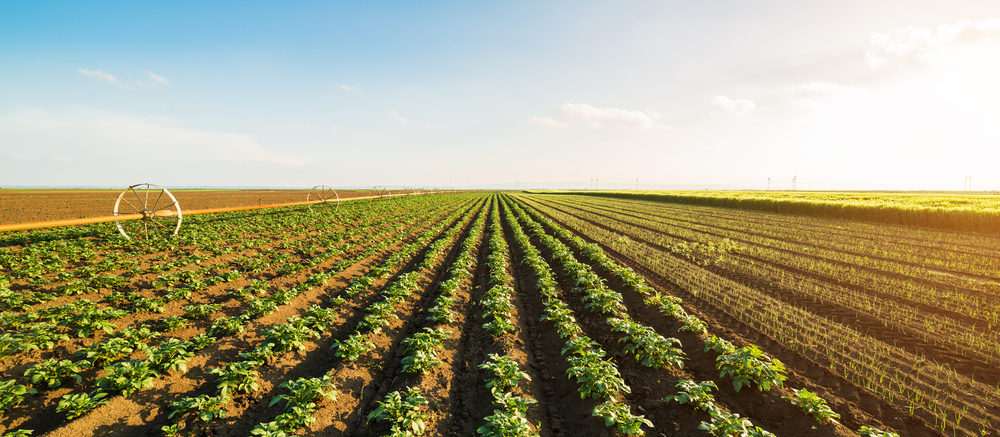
left=368, top=186, right=389, bottom=200
left=113, top=183, right=182, bottom=241
left=307, top=185, right=339, bottom=212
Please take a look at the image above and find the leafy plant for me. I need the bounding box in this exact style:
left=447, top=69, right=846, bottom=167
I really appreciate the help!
left=167, top=394, right=229, bottom=421
left=24, top=358, right=88, bottom=388
left=333, top=332, right=374, bottom=361
left=56, top=391, right=108, bottom=419
left=665, top=380, right=719, bottom=413
left=0, top=379, right=37, bottom=413
left=96, top=360, right=157, bottom=396
left=147, top=339, right=195, bottom=373
left=716, top=345, right=786, bottom=392
left=858, top=426, right=900, bottom=437
left=479, top=354, right=531, bottom=395
left=400, top=327, right=450, bottom=374
left=784, top=388, right=840, bottom=423
left=477, top=392, right=539, bottom=437
left=263, top=318, right=320, bottom=352
left=269, top=375, right=337, bottom=408
left=183, top=303, right=221, bottom=320
left=77, top=337, right=137, bottom=366
left=368, top=387, right=429, bottom=436
left=160, top=316, right=189, bottom=332
left=592, top=400, right=653, bottom=436
left=210, top=316, right=246, bottom=336
left=699, top=409, right=775, bottom=437
left=209, top=361, right=260, bottom=396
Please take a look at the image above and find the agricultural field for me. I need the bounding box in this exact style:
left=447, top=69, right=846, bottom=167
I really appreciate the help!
left=540, top=190, right=1000, bottom=234
left=0, top=191, right=994, bottom=437
left=0, top=189, right=378, bottom=224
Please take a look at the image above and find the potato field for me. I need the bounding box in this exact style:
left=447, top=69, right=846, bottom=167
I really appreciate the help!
left=0, top=192, right=995, bottom=437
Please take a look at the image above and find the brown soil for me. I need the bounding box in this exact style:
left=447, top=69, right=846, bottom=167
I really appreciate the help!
left=0, top=189, right=376, bottom=224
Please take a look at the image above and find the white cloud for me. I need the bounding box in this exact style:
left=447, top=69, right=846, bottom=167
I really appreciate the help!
left=389, top=110, right=423, bottom=126
left=711, top=95, right=756, bottom=115
left=555, top=103, right=659, bottom=128
left=0, top=108, right=307, bottom=166
left=49, top=154, right=70, bottom=162
left=866, top=19, right=1000, bottom=68
left=78, top=68, right=125, bottom=86
left=526, top=116, right=568, bottom=128
left=147, top=71, right=169, bottom=86
left=785, top=82, right=861, bottom=106
left=337, top=83, right=358, bottom=92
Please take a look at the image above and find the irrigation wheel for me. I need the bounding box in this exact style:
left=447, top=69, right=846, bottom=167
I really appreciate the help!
left=113, top=183, right=182, bottom=241
left=307, top=185, right=339, bottom=212
left=368, top=186, right=389, bottom=200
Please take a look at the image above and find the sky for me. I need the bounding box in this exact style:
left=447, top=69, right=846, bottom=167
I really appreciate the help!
left=2, top=1, right=1000, bottom=190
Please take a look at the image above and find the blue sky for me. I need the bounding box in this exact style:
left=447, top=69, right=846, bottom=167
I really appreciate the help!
left=3, top=1, right=1000, bottom=190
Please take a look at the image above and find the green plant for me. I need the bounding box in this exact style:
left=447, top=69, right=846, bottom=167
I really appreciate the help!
left=592, top=400, right=653, bottom=436
left=96, top=360, right=157, bottom=396
left=24, top=358, right=88, bottom=388
left=56, top=391, right=108, bottom=419
left=368, top=387, right=429, bottom=436
left=332, top=333, right=374, bottom=361
left=665, top=380, right=718, bottom=413
left=400, top=327, right=450, bottom=374
left=147, top=339, right=195, bottom=374
left=209, top=361, right=260, bottom=396
left=263, top=318, right=319, bottom=352
left=477, top=392, right=539, bottom=437
left=77, top=337, right=137, bottom=366
left=183, top=303, right=221, bottom=320
left=160, top=316, right=189, bottom=332
left=479, top=354, right=531, bottom=395
left=858, top=426, right=900, bottom=437
left=209, top=316, right=246, bottom=336
left=167, top=394, right=229, bottom=421
left=699, top=409, right=775, bottom=437
left=0, top=379, right=37, bottom=413
left=716, top=345, right=786, bottom=392
left=784, top=388, right=840, bottom=423
left=270, top=375, right=338, bottom=408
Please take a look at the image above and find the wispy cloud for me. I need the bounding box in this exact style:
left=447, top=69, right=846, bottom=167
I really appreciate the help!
left=526, top=116, right=568, bottom=128
left=78, top=68, right=126, bottom=87
left=533, top=103, right=659, bottom=128
left=147, top=71, right=170, bottom=86
left=1, top=108, right=307, bottom=166
left=866, top=19, right=1000, bottom=68
left=389, top=110, right=423, bottom=126
left=711, top=95, right=756, bottom=115
left=337, top=83, right=359, bottom=92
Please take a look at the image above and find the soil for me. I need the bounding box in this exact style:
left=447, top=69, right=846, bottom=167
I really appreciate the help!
left=0, top=189, right=378, bottom=224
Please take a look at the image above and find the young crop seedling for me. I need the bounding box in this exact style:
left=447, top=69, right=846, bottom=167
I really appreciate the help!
left=477, top=392, right=539, bottom=437
left=699, top=409, right=776, bottom=437
left=665, top=380, right=719, bottom=413
left=96, top=360, right=157, bottom=396
left=56, top=391, right=109, bottom=419
left=368, top=387, right=430, bottom=436
left=716, top=345, right=787, bottom=392
left=592, top=400, right=654, bottom=437
left=400, top=327, right=451, bottom=374
left=0, top=379, right=37, bottom=414
left=858, top=426, right=900, bottom=437
left=25, top=358, right=88, bottom=388
left=167, top=394, right=229, bottom=422
left=209, top=361, right=260, bottom=397
left=479, top=354, right=531, bottom=395
left=784, top=388, right=840, bottom=424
